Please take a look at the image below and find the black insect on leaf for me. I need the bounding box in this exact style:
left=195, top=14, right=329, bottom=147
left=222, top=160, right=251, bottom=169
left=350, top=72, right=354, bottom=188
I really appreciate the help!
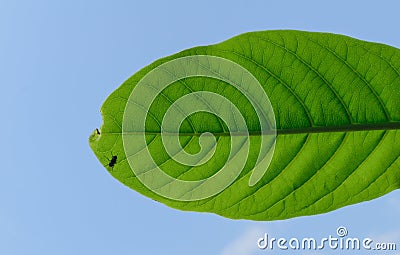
left=108, top=155, right=117, bottom=168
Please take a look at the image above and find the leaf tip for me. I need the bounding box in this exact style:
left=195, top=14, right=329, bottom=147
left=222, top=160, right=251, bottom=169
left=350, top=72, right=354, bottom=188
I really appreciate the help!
left=89, top=128, right=101, bottom=144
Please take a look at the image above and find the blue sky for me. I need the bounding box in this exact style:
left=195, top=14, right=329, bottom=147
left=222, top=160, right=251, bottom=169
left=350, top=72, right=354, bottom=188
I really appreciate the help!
left=1, top=1, right=400, bottom=254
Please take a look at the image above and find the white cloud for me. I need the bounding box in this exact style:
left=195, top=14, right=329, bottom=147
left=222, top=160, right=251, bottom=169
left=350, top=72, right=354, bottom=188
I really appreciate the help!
left=220, top=225, right=265, bottom=255
left=372, top=230, right=400, bottom=243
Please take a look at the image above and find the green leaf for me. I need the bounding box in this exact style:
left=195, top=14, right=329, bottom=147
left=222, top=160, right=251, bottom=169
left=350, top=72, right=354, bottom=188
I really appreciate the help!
left=89, top=30, right=400, bottom=221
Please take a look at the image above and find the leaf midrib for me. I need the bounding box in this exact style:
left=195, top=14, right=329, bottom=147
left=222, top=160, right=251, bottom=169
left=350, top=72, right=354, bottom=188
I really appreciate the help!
left=103, top=121, right=400, bottom=136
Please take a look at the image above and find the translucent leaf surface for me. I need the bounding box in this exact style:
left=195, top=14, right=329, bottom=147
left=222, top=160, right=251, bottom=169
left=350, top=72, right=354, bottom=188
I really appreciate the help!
left=89, top=30, right=400, bottom=220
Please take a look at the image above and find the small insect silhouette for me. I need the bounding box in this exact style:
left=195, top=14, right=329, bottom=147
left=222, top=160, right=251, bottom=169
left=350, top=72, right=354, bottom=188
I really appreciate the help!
left=108, top=155, right=117, bottom=168
left=104, top=152, right=118, bottom=170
